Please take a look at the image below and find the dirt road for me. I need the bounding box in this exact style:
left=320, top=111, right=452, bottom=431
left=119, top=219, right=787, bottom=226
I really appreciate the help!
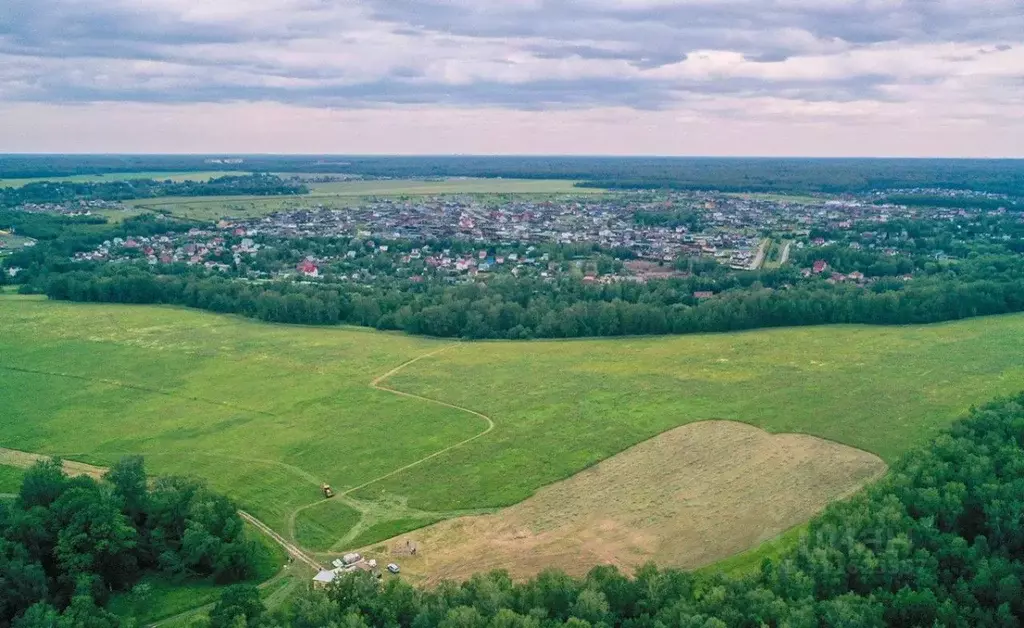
left=0, top=446, right=107, bottom=480
left=779, top=241, right=793, bottom=266
left=749, top=238, right=770, bottom=270
left=240, top=511, right=321, bottom=571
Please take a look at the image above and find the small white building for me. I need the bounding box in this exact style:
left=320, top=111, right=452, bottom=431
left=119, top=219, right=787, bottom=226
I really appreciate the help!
left=313, top=570, right=337, bottom=588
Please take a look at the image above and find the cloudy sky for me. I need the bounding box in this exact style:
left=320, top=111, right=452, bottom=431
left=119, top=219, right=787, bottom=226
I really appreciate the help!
left=1, top=0, right=1021, bottom=155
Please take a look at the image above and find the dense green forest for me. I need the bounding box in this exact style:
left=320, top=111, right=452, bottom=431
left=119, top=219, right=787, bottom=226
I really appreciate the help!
left=0, top=174, right=306, bottom=207
left=0, top=457, right=261, bottom=627
left=2, top=156, right=1022, bottom=196
left=191, top=393, right=1024, bottom=627
left=29, top=253, right=1024, bottom=339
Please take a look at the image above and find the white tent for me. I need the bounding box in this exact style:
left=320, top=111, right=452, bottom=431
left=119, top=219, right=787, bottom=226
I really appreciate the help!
left=312, top=570, right=337, bottom=588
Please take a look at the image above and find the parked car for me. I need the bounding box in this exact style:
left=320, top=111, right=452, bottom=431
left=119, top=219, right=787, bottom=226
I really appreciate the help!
left=387, top=563, right=400, bottom=574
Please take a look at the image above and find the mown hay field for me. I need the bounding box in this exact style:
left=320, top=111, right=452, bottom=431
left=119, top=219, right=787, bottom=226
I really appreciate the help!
left=365, top=421, right=887, bottom=583
left=1, top=296, right=1023, bottom=568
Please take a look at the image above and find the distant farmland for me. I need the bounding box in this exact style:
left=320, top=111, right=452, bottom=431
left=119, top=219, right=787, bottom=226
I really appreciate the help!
left=302, top=178, right=599, bottom=195
left=128, top=178, right=601, bottom=221
left=1, top=296, right=1022, bottom=572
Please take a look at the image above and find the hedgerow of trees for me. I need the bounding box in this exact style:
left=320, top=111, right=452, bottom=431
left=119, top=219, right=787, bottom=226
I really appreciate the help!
left=0, top=457, right=259, bottom=627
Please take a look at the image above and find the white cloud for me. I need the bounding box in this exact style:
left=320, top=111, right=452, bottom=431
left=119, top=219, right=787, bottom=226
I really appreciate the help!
left=0, top=0, right=1021, bottom=154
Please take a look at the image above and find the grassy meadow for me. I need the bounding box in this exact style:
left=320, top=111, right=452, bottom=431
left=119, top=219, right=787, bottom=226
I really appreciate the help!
left=0, top=465, right=25, bottom=494
left=128, top=178, right=600, bottom=221
left=726, top=192, right=824, bottom=205
left=0, top=297, right=473, bottom=543
left=303, top=178, right=596, bottom=195
left=2, top=295, right=1023, bottom=561
left=362, top=318, right=1024, bottom=511
left=0, top=233, right=36, bottom=251
left=127, top=195, right=342, bottom=222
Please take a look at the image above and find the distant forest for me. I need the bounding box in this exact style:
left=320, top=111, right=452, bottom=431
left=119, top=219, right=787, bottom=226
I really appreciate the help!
left=2, top=155, right=1023, bottom=196
left=0, top=174, right=307, bottom=207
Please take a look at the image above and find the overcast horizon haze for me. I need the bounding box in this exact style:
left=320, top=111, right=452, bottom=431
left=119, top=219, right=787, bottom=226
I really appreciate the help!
left=2, top=0, right=1022, bottom=157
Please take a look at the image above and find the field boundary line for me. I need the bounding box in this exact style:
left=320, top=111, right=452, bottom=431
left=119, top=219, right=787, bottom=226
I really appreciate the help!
left=47, top=450, right=321, bottom=487
left=0, top=364, right=281, bottom=419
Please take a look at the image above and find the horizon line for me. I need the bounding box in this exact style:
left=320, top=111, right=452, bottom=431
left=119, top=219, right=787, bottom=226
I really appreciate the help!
left=2, top=153, right=1023, bottom=160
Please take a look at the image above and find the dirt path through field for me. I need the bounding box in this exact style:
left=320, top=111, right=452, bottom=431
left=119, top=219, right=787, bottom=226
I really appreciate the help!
left=779, top=240, right=793, bottom=265
left=239, top=511, right=321, bottom=571
left=287, top=344, right=496, bottom=543
left=358, top=344, right=494, bottom=495
left=0, top=446, right=108, bottom=480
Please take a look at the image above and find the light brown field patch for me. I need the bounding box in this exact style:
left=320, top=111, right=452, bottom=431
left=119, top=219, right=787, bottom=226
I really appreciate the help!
left=363, top=421, right=886, bottom=584
left=0, top=447, right=107, bottom=481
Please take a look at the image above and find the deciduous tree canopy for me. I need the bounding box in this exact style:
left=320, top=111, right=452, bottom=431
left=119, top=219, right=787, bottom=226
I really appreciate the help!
left=0, top=457, right=259, bottom=627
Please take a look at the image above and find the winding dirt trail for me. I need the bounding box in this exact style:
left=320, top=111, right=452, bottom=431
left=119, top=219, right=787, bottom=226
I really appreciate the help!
left=355, top=344, right=495, bottom=495
left=287, top=344, right=496, bottom=540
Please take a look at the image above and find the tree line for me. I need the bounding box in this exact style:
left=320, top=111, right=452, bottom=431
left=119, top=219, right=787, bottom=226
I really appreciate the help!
left=0, top=457, right=261, bottom=627
left=1, top=174, right=307, bottom=207
left=36, top=252, right=1024, bottom=339
left=197, top=392, right=1024, bottom=627
left=3, top=156, right=1022, bottom=197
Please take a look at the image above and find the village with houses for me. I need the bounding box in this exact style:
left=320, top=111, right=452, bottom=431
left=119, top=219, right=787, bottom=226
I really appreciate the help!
left=7, top=187, right=1022, bottom=299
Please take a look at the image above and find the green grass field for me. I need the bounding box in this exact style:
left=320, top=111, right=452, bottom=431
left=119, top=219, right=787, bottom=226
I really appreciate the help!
left=0, top=171, right=244, bottom=188
left=126, top=195, right=313, bottom=222
left=727, top=192, right=824, bottom=205
left=303, top=178, right=596, bottom=196
left=0, top=465, right=25, bottom=494
left=0, top=233, right=36, bottom=251
left=128, top=178, right=600, bottom=221
left=1, top=296, right=1022, bottom=559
